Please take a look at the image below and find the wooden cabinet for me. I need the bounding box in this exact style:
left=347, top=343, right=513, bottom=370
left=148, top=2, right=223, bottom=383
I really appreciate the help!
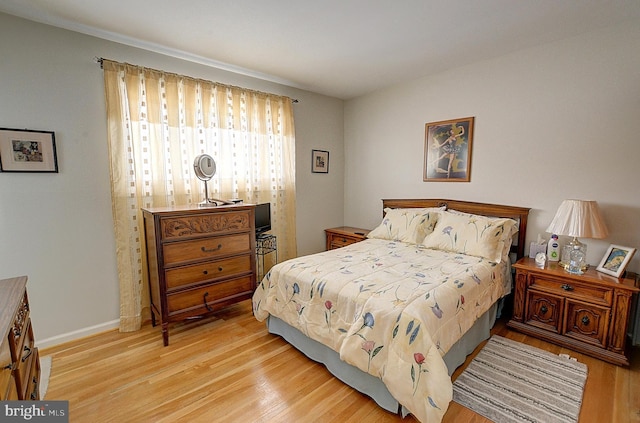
left=142, top=205, right=257, bottom=346
left=325, top=227, right=370, bottom=250
left=508, top=258, right=639, bottom=366
left=0, top=276, right=40, bottom=400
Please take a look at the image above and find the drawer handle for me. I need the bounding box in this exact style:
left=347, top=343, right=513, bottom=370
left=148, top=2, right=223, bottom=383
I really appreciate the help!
left=202, top=244, right=223, bottom=253
left=561, top=284, right=574, bottom=291
left=203, top=266, right=224, bottom=275
left=22, top=345, right=33, bottom=362
left=203, top=292, right=214, bottom=312
left=581, top=316, right=590, bottom=326
left=540, top=305, right=548, bottom=315
left=30, top=376, right=39, bottom=400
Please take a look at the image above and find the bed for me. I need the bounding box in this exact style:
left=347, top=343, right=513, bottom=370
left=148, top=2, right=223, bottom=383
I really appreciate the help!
left=252, top=199, right=529, bottom=423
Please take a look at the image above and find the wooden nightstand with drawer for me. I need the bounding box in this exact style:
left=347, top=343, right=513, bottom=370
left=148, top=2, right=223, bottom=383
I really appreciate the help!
left=325, top=227, right=370, bottom=250
left=142, top=205, right=257, bottom=346
left=508, top=257, right=639, bottom=366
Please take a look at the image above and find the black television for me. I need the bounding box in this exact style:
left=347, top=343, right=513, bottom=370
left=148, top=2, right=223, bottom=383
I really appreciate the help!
left=255, top=203, right=271, bottom=237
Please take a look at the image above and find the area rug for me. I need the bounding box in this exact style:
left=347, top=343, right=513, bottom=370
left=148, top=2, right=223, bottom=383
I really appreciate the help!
left=40, top=355, right=52, bottom=399
left=452, top=335, right=587, bottom=423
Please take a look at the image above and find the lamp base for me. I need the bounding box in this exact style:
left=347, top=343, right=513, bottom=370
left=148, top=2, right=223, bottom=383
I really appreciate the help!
left=559, top=261, right=589, bottom=271
left=560, top=237, right=588, bottom=272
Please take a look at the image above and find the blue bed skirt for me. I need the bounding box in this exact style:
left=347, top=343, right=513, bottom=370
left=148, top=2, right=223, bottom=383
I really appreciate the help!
left=266, top=300, right=501, bottom=415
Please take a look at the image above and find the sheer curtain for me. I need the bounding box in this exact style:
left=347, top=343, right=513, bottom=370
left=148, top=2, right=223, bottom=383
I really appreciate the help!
left=102, top=59, right=297, bottom=332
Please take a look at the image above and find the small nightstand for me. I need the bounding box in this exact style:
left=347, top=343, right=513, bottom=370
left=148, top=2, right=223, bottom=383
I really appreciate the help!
left=508, top=257, right=639, bottom=366
left=325, top=226, right=370, bottom=250
left=256, top=234, right=277, bottom=280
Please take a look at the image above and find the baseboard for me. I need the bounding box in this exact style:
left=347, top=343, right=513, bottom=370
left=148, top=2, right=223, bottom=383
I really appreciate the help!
left=36, top=319, right=120, bottom=349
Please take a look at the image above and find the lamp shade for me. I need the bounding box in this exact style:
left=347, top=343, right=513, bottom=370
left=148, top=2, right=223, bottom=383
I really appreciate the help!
left=545, top=199, right=609, bottom=239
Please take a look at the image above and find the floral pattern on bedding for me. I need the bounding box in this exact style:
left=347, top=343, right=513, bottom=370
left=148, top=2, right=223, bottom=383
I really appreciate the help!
left=252, top=238, right=508, bottom=423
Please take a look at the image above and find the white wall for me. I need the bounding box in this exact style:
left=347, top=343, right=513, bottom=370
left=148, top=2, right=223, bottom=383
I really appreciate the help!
left=344, top=20, right=640, bottom=274
left=293, top=94, right=345, bottom=256
left=0, top=12, right=345, bottom=346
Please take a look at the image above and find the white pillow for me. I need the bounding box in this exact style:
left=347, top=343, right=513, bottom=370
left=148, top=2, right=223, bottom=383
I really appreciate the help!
left=421, top=210, right=518, bottom=262
left=367, top=207, right=443, bottom=244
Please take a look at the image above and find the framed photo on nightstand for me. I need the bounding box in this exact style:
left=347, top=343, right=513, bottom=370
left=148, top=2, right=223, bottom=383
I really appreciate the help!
left=596, top=244, right=636, bottom=278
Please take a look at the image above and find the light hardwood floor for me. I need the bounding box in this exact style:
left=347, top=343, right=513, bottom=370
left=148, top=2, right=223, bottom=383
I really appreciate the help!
left=41, top=300, right=640, bottom=422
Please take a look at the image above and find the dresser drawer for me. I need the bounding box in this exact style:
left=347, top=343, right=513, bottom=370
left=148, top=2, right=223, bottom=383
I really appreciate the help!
left=167, top=276, right=254, bottom=316
left=13, top=320, right=35, bottom=400
left=525, top=290, right=563, bottom=334
left=163, top=233, right=251, bottom=266
left=325, top=227, right=369, bottom=251
left=25, top=348, right=39, bottom=400
left=329, top=236, right=358, bottom=249
left=165, top=255, right=253, bottom=290
left=530, top=275, right=612, bottom=306
left=161, top=211, right=252, bottom=240
left=564, top=299, right=609, bottom=348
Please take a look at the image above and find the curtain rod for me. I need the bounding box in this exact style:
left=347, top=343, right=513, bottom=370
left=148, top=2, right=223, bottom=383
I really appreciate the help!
left=94, top=56, right=299, bottom=103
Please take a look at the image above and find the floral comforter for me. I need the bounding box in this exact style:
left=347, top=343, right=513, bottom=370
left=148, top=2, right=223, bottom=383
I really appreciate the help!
left=252, top=239, right=509, bottom=423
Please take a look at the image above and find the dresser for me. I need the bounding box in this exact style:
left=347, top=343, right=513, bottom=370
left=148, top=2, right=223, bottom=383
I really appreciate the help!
left=508, top=258, right=639, bottom=366
left=142, top=205, right=257, bottom=346
left=1, top=276, right=40, bottom=400
left=325, top=226, right=370, bottom=250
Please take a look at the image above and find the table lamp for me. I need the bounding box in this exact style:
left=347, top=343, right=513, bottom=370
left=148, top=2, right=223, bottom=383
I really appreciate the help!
left=545, top=199, right=609, bottom=273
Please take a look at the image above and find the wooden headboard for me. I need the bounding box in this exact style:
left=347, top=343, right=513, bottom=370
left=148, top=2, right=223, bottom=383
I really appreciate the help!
left=382, top=199, right=531, bottom=260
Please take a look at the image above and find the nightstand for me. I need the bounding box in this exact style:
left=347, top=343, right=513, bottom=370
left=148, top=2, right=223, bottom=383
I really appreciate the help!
left=325, top=226, right=370, bottom=250
left=256, top=234, right=277, bottom=280
left=508, top=257, right=639, bottom=366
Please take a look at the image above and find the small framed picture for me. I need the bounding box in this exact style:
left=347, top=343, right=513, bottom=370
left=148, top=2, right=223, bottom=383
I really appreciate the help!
left=596, top=244, right=636, bottom=278
left=0, top=128, right=58, bottom=172
left=312, top=149, right=329, bottom=173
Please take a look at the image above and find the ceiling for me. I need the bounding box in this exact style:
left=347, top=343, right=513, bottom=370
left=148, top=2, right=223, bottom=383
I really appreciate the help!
left=2, top=1, right=640, bottom=99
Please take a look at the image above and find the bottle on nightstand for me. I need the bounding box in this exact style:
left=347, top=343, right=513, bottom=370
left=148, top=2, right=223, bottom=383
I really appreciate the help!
left=547, top=234, right=560, bottom=262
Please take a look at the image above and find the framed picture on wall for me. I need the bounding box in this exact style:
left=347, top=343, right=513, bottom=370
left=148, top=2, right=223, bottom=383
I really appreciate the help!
left=312, top=149, right=329, bottom=173
left=0, top=127, right=58, bottom=172
left=596, top=244, right=636, bottom=278
left=423, top=117, right=474, bottom=182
